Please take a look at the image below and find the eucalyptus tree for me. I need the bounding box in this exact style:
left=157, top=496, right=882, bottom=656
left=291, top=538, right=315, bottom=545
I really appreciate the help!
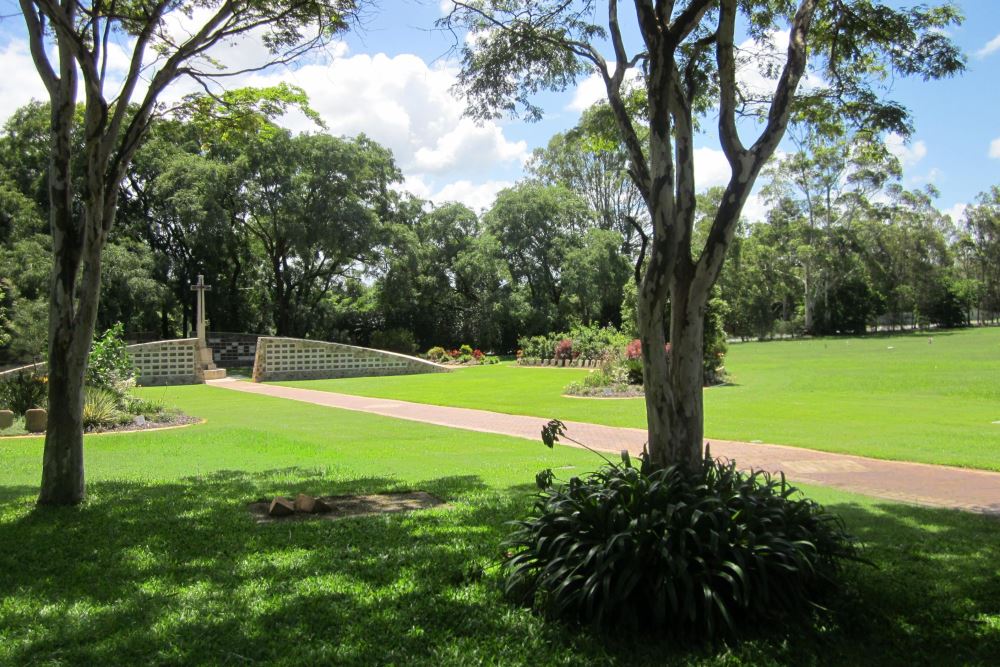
left=443, top=0, right=963, bottom=468
left=962, top=187, right=1000, bottom=322
left=528, top=102, right=649, bottom=256
left=19, top=0, right=362, bottom=504
left=762, top=130, right=899, bottom=332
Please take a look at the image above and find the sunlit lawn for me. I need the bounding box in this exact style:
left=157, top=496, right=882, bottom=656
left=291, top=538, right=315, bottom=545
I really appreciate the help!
left=1, top=385, right=998, bottom=665
left=279, top=327, right=1000, bottom=470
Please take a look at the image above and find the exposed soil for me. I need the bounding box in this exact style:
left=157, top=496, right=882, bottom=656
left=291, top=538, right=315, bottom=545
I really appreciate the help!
left=248, top=491, right=446, bottom=523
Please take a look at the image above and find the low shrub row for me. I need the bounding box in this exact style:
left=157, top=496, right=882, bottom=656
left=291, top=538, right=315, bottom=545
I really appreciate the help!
left=424, top=344, right=500, bottom=365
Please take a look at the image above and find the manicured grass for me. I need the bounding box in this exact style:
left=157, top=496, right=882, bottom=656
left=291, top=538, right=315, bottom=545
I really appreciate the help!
left=1, top=385, right=998, bottom=665
left=278, top=327, right=1000, bottom=470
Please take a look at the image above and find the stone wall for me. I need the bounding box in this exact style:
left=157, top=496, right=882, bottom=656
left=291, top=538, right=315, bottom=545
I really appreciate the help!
left=0, top=339, right=201, bottom=386
left=129, top=339, right=200, bottom=385
left=206, top=332, right=261, bottom=368
left=252, top=337, right=450, bottom=382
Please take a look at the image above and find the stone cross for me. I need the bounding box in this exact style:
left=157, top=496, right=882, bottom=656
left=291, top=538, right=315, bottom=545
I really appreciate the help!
left=190, top=274, right=212, bottom=346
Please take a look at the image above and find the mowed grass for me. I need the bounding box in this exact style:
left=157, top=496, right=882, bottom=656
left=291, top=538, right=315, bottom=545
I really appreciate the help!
left=278, top=327, right=1000, bottom=470
left=0, top=384, right=998, bottom=665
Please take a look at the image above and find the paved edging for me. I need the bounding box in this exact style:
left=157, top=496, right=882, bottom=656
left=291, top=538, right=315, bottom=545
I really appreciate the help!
left=207, top=379, right=1000, bottom=515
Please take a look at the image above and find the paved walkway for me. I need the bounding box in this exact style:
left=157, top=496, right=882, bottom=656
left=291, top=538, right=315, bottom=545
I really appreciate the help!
left=208, top=379, right=1000, bottom=516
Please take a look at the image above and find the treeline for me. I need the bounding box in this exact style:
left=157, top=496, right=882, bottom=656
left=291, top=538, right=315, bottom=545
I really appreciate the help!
left=1, top=96, right=998, bottom=364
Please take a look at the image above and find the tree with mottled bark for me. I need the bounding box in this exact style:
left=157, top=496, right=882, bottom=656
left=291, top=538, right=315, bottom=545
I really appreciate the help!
left=19, top=0, right=360, bottom=505
left=442, top=0, right=964, bottom=469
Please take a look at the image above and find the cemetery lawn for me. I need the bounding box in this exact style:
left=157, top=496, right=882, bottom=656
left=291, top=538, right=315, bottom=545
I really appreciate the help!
left=1, top=385, right=998, bottom=665
left=279, top=327, right=1000, bottom=471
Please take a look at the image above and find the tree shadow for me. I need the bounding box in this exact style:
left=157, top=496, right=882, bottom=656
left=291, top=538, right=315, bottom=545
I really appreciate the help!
left=0, top=469, right=627, bottom=665
left=1, top=472, right=998, bottom=665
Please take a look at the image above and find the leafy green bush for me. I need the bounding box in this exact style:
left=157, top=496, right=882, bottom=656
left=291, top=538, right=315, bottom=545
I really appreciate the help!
left=87, top=323, right=135, bottom=400
left=459, top=344, right=474, bottom=357
left=123, top=396, right=168, bottom=421
left=0, top=370, right=47, bottom=415
left=83, top=387, right=125, bottom=429
left=425, top=346, right=451, bottom=363
left=502, top=452, right=859, bottom=639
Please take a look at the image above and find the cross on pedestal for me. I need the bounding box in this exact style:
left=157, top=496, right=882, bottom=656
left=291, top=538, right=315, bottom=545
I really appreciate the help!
left=190, top=274, right=212, bottom=348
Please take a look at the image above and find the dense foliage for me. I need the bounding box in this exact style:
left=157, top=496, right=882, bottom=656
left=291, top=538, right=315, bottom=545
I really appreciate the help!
left=0, top=105, right=996, bottom=363
left=503, top=452, right=860, bottom=639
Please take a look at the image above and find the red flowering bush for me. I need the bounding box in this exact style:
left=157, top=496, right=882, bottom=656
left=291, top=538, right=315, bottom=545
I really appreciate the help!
left=473, top=348, right=484, bottom=360
left=625, top=339, right=672, bottom=359
left=554, top=338, right=575, bottom=360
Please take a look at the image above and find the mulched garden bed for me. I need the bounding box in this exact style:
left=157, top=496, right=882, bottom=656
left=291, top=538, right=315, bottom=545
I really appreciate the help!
left=249, top=491, right=446, bottom=523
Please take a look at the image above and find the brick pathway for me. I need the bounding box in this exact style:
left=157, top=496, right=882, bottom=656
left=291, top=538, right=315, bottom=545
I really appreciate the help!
left=208, top=379, right=1000, bottom=515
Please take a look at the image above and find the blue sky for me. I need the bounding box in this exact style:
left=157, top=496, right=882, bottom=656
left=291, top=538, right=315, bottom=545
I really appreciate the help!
left=0, top=0, right=997, bottom=219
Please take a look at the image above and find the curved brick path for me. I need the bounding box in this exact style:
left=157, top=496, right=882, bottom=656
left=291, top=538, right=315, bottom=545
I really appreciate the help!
left=208, top=379, right=1000, bottom=515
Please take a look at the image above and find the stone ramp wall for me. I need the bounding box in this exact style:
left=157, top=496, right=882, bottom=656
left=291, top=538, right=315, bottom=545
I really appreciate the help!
left=128, top=339, right=200, bottom=385
left=252, top=337, right=450, bottom=382
left=0, top=339, right=201, bottom=386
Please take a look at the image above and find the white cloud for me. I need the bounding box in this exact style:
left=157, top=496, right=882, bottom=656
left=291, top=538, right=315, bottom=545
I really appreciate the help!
left=0, top=41, right=48, bottom=121
left=693, top=147, right=732, bottom=188
left=989, top=137, right=1000, bottom=159
left=741, top=193, right=769, bottom=223
left=885, top=133, right=927, bottom=167
left=736, top=30, right=824, bottom=100
left=943, top=202, right=967, bottom=223
left=567, top=65, right=642, bottom=113
left=976, top=33, right=1000, bottom=58
left=429, top=179, right=513, bottom=212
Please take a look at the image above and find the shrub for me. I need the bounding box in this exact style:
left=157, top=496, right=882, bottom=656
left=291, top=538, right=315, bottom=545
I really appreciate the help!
left=481, top=355, right=501, bottom=365
left=502, top=452, right=859, bottom=640
left=459, top=344, right=474, bottom=357
left=553, top=338, right=575, bottom=360
left=87, top=323, right=136, bottom=400
left=123, top=396, right=168, bottom=421
left=569, top=324, right=629, bottom=360
left=426, top=346, right=451, bottom=363
left=0, top=370, right=47, bottom=415
left=83, top=387, right=124, bottom=429
left=370, top=328, right=418, bottom=355
left=518, top=335, right=554, bottom=360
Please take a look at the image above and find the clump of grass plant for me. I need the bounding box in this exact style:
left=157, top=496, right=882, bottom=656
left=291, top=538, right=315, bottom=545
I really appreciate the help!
left=503, top=422, right=861, bottom=640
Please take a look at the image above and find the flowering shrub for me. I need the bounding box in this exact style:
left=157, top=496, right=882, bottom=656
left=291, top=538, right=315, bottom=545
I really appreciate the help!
left=553, top=338, right=575, bottom=360
left=425, top=344, right=496, bottom=365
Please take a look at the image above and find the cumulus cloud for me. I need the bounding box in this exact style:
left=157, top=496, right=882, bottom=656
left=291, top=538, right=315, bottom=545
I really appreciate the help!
left=429, top=179, right=513, bottom=212
left=242, top=52, right=528, bottom=191
left=885, top=133, right=928, bottom=167
left=567, top=65, right=643, bottom=112
left=976, top=33, right=1000, bottom=58
left=943, top=202, right=967, bottom=223
left=0, top=40, right=47, bottom=121
left=990, top=137, right=1000, bottom=159
left=736, top=30, right=824, bottom=100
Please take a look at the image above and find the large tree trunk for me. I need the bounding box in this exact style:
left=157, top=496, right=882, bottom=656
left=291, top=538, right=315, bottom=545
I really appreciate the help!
left=39, top=213, right=105, bottom=505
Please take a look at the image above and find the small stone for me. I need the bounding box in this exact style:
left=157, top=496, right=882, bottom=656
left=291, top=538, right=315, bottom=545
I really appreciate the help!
left=133, top=415, right=147, bottom=426
left=0, top=410, right=13, bottom=429
left=25, top=409, right=47, bottom=433
left=268, top=497, right=295, bottom=517
left=295, top=493, right=317, bottom=514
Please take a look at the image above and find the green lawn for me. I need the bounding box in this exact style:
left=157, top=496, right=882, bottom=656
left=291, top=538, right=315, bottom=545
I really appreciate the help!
left=278, top=327, right=1000, bottom=470
left=1, top=385, right=998, bottom=665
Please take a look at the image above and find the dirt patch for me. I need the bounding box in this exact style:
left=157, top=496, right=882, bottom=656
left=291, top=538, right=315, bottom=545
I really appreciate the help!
left=248, top=491, right=446, bottom=523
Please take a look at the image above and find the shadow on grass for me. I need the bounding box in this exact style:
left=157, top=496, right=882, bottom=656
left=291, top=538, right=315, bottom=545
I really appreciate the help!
left=0, top=473, right=998, bottom=666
